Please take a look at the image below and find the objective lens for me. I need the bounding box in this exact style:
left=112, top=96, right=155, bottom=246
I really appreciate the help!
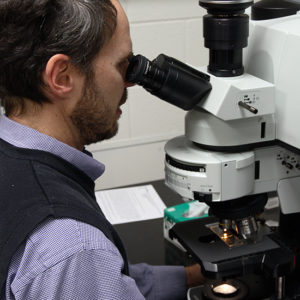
left=235, top=216, right=258, bottom=241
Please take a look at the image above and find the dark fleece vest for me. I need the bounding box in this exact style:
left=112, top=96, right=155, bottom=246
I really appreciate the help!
left=0, top=138, right=129, bottom=296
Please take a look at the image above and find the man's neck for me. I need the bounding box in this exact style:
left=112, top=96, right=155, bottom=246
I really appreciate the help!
left=9, top=102, right=84, bottom=150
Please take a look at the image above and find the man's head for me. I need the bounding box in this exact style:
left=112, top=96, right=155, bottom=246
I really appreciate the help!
left=70, top=0, right=133, bottom=145
left=0, top=0, right=133, bottom=147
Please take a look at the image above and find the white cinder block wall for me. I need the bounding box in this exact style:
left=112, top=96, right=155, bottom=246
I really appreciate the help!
left=88, top=0, right=208, bottom=190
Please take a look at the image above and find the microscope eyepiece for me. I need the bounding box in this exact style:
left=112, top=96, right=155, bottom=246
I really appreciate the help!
left=126, top=55, right=147, bottom=82
left=126, top=54, right=166, bottom=92
left=126, top=54, right=212, bottom=110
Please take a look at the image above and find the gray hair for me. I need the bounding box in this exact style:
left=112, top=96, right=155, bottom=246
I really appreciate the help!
left=0, top=0, right=117, bottom=114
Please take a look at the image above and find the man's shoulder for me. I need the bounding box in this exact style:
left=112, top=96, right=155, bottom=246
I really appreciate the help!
left=8, top=217, right=121, bottom=291
left=28, top=217, right=120, bottom=265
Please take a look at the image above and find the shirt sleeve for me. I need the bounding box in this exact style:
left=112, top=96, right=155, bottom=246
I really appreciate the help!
left=14, top=249, right=145, bottom=300
left=8, top=219, right=188, bottom=300
left=129, top=263, right=187, bottom=300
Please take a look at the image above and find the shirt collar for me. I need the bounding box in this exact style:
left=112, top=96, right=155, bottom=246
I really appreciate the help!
left=0, top=115, right=105, bottom=181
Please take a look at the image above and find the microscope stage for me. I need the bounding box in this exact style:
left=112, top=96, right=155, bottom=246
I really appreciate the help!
left=170, top=216, right=294, bottom=278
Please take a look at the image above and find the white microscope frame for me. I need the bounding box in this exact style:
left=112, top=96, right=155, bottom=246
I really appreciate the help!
left=165, top=13, right=300, bottom=214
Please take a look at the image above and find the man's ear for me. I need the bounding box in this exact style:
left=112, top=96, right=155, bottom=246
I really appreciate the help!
left=42, top=54, right=76, bottom=100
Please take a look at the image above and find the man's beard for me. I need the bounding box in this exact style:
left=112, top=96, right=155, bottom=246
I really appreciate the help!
left=70, top=79, right=127, bottom=146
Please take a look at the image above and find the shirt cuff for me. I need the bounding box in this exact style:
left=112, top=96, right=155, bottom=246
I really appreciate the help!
left=152, top=265, right=187, bottom=300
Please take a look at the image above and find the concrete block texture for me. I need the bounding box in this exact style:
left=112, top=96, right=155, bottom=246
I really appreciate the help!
left=121, top=0, right=206, bottom=23
left=130, top=20, right=186, bottom=60
left=93, top=141, right=167, bottom=190
left=128, top=86, right=185, bottom=138
left=90, top=0, right=209, bottom=190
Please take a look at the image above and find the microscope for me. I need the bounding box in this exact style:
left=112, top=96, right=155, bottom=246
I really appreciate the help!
left=126, top=0, right=300, bottom=298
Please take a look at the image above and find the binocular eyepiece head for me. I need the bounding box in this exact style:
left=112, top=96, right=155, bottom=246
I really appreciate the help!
left=125, top=54, right=212, bottom=110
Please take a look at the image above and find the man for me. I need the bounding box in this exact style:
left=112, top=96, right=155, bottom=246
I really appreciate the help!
left=0, top=0, right=204, bottom=299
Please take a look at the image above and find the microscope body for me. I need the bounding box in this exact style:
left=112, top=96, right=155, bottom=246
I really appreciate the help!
left=165, top=5, right=300, bottom=300
left=166, top=12, right=300, bottom=204
left=246, top=14, right=300, bottom=217
left=125, top=0, right=300, bottom=297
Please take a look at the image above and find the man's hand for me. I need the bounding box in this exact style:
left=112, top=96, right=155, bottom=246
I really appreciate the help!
left=185, top=264, right=206, bottom=288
